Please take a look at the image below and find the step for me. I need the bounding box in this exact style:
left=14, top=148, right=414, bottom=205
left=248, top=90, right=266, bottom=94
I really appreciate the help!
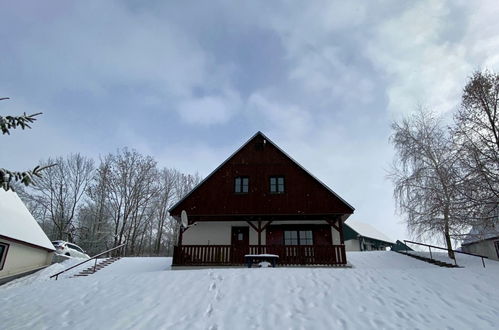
left=72, top=257, right=121, bottom=278
left=396, top=251, right=459, bottom=268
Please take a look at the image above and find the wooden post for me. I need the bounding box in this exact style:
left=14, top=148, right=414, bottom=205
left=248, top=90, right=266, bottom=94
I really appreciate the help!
left=338, top=218, right=345, bottom=245
left=338, top=217, right=347, bottom=264
left=178, top=227, right=184, bottom=246
left=258, top=220, right=262, bottom=249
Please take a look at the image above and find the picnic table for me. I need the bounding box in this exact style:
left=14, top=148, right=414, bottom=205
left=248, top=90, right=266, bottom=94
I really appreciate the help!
left=244, top=254, right=279, bottom=268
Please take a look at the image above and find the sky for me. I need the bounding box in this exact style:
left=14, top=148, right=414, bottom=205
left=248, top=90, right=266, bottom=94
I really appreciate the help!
left=1, top=0, right=499, bottom=242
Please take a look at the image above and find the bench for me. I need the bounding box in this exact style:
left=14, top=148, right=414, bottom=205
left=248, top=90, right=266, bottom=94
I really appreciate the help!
left=244, top=254, right=279, bottom=268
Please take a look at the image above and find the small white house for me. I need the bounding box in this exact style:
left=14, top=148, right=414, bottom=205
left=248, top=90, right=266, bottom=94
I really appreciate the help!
left=461, top=221, right=499, bottom=261
left=0, top=190, right=55, bottom=285
left=343, top=220, right=394, bottom=251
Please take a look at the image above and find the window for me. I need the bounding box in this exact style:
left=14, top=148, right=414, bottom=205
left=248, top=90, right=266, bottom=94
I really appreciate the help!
left=284, top=231, right=298, bottom=245
left=0, top=242, right=9, bottom=270
left=68, top=244, right=83, bottom=253
left=284, top=230, right=313, bottom=245
left=234, top=177, right=249, bottom=193
left=270, top=176, right=285, bottom=193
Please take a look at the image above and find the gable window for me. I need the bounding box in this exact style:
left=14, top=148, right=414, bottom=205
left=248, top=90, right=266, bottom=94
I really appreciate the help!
left=0, top=242, right=9, bottom=271
left=284, top=230, right=313, bottom=246
left=234, top=177, right=249, bottom=193
left=270, top=176, right=285, bottom=194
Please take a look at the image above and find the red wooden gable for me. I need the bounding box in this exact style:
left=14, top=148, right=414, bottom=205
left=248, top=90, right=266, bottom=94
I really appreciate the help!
left=169, top=132, right=354, bottom=220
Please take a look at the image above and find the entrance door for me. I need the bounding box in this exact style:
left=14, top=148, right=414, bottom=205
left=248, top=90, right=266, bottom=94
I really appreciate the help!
left=231, top=227, right=249, bottom=264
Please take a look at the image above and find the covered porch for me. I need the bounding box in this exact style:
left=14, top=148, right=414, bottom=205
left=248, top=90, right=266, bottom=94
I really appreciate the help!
left=172, top=215, right=348, bottom=266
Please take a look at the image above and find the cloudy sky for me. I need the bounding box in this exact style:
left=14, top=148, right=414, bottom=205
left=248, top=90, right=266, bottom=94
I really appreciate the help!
left=2, top=0, right=498, bottom=241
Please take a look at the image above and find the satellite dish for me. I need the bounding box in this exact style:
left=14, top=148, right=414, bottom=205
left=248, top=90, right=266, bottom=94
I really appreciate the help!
left=181, top=210, right=188, bottom=228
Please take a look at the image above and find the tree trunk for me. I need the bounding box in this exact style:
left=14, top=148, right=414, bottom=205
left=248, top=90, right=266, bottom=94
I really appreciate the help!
left=444, top=215, right=455, bottom=259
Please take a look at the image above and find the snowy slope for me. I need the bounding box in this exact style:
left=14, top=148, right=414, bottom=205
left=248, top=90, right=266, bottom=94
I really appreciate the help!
left=1, top=252, right=498, bottom=329
left=0, top=190, right=54, bottom=250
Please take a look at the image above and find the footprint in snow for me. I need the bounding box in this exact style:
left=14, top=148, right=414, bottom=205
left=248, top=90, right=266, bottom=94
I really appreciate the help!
left=205, top=304, right=213, bottom=317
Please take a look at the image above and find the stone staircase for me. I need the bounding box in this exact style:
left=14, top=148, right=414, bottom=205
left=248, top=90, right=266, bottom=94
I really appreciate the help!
left=396, top=251, right=459, bottom=268
left=73, top=257, right=121, bottom=277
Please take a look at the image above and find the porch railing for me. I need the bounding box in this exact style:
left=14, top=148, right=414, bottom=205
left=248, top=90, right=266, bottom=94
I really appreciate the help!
left=173, top=244, right=346, bottom=266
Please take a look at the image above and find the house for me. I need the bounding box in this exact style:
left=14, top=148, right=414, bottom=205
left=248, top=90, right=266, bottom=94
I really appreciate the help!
left=0, top=190, right=55, bottom=284
left=343, top=220, right=394, bottom=251
left=169, top=132, right=355, bottom=266
left=391, top=240, right=413, bottom=252
left=461, top=220, right=499, bottom=261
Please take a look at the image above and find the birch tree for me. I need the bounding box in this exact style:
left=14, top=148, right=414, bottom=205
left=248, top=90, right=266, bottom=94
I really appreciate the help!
left=389, top=108, right=466, bottom=258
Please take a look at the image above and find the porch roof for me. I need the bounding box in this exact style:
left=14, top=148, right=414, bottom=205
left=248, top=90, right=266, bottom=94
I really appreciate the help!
left=176, top=213, right=347, bottom=224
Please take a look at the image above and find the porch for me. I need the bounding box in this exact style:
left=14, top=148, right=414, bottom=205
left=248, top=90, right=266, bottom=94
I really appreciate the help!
left=172, top=244, right=347, bottom=266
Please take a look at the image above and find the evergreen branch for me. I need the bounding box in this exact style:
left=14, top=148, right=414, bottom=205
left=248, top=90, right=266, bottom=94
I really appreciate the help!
left=0, top=112, right=43, bottom=135
left=0, top=164, right=57, bottom=191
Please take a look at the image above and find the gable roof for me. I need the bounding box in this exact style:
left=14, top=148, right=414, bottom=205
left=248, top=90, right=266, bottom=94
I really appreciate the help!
left=0, top=190, right=55, bottom=251
left=345, top=220, right=394, bottom=244
left=462, top=221, right=499, bottom=245
left=169, top=131, right=354, bottom=214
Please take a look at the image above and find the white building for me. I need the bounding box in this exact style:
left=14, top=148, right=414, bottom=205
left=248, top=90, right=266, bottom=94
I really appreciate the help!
left=461, top=221, right=499, bottom=261
left=343, top=220, right=394, bottom=251
left=0, top=190, right=55, bottom=285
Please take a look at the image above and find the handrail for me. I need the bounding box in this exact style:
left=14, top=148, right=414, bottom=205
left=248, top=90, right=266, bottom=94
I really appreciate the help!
left=50, top=243, right=126, bottom=280
left=403, top=240, right=488, bottom=268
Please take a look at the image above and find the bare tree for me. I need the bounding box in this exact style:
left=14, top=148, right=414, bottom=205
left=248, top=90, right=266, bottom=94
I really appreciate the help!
left=77, top=158, right=113, bottom=254
left=103, top=149, right=159, bottom=254
left=389, top=108, right=466, bottom=258
left=152, top=168, right=178, bottom=255
left=18, top=154, right=94, bottom=240
left=452, top=70, right=499, bottom=228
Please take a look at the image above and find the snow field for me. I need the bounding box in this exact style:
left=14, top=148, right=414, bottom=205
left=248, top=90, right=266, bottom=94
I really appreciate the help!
left=0, top=252, right=498, bottom=330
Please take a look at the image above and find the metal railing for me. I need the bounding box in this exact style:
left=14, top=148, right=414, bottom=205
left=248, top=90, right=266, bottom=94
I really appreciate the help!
left=50, top=243, right=127, bottom=280
left=403, top=240, right=488, bottom=268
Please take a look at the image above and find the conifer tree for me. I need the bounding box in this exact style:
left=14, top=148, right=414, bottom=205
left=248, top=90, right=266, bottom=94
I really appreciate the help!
left=0, top=97, right=54, bottom=191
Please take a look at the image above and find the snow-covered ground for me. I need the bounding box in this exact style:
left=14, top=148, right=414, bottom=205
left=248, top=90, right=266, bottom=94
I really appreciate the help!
left=1, top=252, right=498, bottom=330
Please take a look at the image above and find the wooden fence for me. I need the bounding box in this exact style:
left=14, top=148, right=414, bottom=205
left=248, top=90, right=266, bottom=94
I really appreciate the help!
left=173, top=244, right=346, bottom=266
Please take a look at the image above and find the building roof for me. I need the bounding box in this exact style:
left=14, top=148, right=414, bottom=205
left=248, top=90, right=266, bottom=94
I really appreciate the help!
left=462, top=221, right=499, bottom=245
left=0, top=190, right=55, bottom=251
left=345, top=220, right=394, bottom=244
left=169, top=131, right=355, bottom=216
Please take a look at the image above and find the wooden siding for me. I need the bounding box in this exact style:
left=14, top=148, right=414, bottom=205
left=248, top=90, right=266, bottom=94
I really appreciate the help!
left=172, top=244, right=347, bottom=266
left=170, top=133, right=353, bottom=218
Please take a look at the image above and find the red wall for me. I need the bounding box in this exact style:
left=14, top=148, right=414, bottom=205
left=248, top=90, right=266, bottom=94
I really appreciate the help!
left=171, top=133, right=353, bottom=217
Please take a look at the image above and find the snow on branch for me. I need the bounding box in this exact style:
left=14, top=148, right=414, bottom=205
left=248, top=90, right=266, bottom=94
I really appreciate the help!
left=0, top=165, right=56, bottom=191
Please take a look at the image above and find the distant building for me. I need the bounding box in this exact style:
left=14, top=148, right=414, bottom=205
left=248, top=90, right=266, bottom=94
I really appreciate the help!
left=461, top=220, right=499, bottom=261
left=343, top=221, right=394, bottom=251
left=391, top=240, right=413, bottom=252
left=0, top=190, right=55, bottom=285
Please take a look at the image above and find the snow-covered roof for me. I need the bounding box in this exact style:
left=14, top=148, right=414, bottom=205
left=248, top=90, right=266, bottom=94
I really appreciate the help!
left=0, top=190, right=55, bottom=251
left=462, top=221, right=499, bottom=245
left=345, top=220, right=394, bottom=244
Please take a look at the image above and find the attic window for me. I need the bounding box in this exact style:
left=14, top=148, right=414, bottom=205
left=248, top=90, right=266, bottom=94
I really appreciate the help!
left=270, top=176, right=285, bottom=194
left=0, top=242, right=9, bottom=271
left=235, top=177, right=249, bottom=193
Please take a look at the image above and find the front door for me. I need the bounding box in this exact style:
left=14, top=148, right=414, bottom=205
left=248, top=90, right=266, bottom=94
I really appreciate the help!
left=231, top=227, right=249, bottom=264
